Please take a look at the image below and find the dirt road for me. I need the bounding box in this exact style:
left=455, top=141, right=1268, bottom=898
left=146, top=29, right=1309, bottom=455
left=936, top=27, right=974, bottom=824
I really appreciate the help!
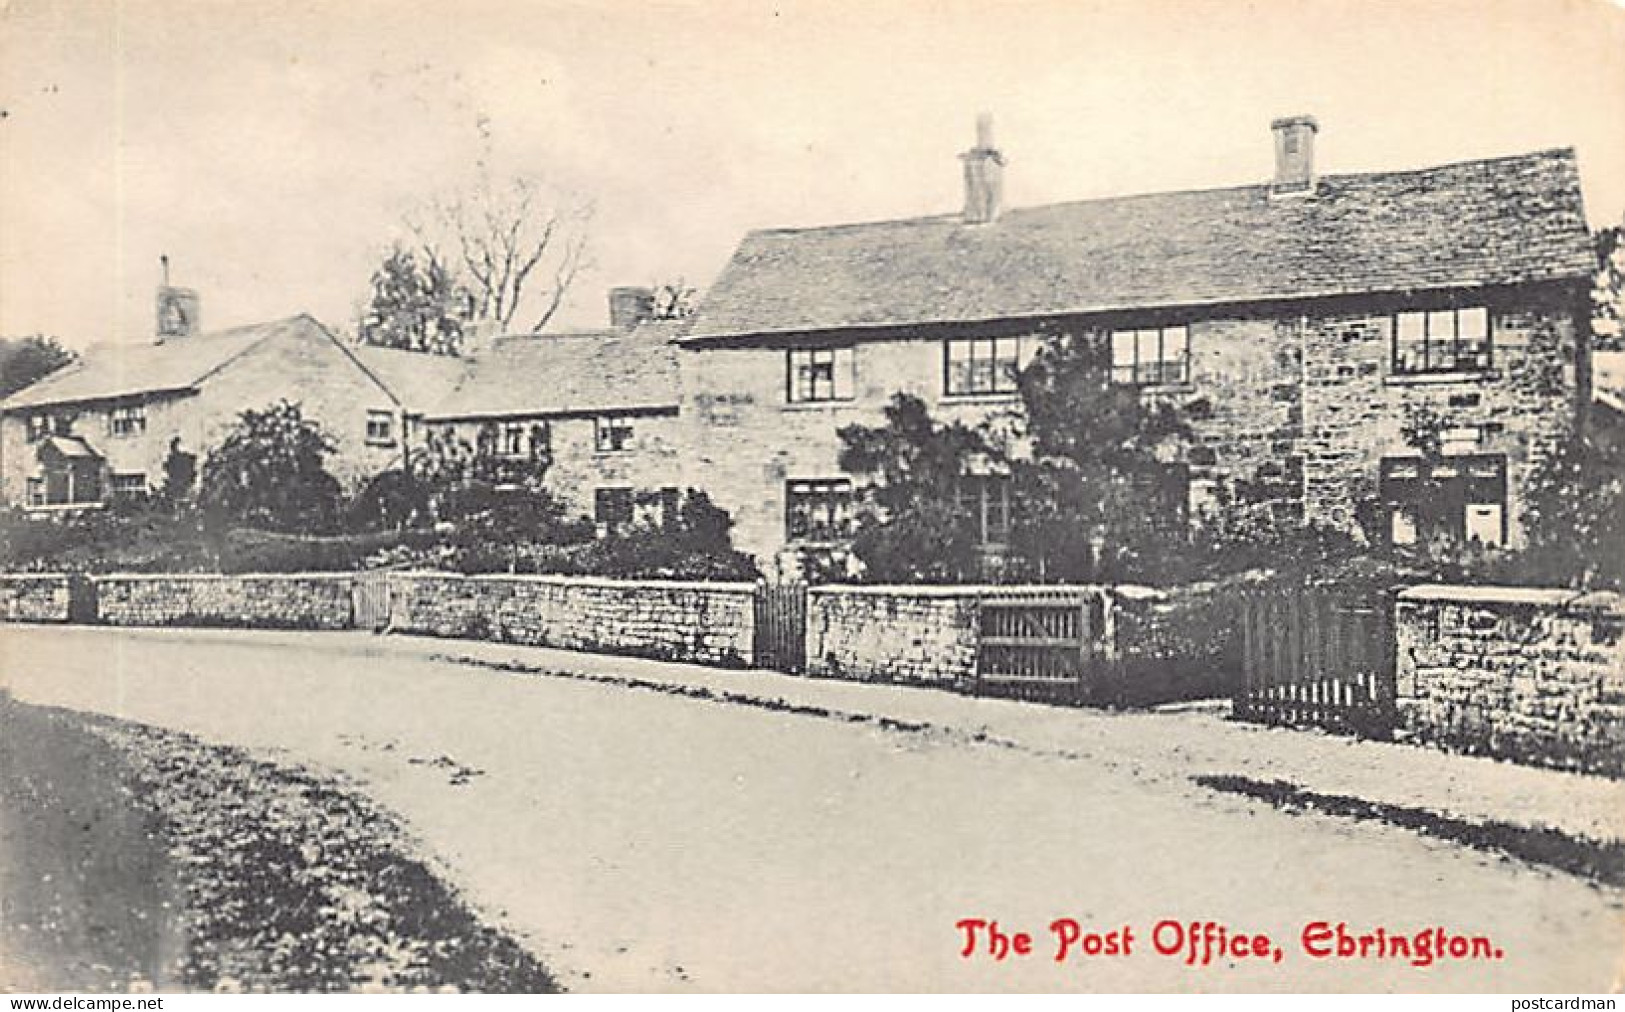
left=2, top=625, right=1620, bottom=992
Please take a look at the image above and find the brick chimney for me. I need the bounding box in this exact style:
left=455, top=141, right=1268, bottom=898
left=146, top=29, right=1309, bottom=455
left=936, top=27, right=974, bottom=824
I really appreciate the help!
left=154, top=255, right=201, bottom=341
left=1270, top=114, right=1319, bottom=195
left=960, top=113, right=1005, bottom=225
left=608, top=286, right=655, bottom=330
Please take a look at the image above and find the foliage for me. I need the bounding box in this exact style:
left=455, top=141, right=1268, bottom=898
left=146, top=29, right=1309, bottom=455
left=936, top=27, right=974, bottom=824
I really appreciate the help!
left=198, top=401, right=345, bottom=534
left=1508, top=432, right=1625, bottom=590
left=348, top=469, right=430, bottom=532
left=836, top=393, right=990, bottom=582
left=358, top=246, right=469, bottom=355
left=1008, top=334, right=1191, bottom=582
left=0, top=334, right=75, bottom=398
left=649, top=282, right=698, bottom=321
left=1595, top=219, right=1624, bottom=351
left=159, top=436, right=198, bottom=510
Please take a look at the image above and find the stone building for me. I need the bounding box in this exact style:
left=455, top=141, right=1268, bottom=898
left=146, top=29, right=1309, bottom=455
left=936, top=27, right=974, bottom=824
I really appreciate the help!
left=412, top=302, right=688, bottom=533
left=0, top=291, right=404, bottom=510
left=677, top=116, right=1597, bottom=572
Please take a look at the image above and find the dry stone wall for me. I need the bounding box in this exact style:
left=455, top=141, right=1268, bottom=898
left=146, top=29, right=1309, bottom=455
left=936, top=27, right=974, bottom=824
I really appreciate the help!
left=385, top=572, right=755, bottom=666
left=92, top=574, right=356, bottom=630
left=0, top=574, right=72, bottom=622
left=806, top=585, right=984, bottom=685
left=1395, top=584, right=1625, bottom=774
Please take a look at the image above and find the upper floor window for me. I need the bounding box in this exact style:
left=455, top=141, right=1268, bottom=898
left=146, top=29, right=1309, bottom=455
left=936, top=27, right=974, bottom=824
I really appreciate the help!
left=25, top=414, right=50, bottom=442
left=110, top=404, right=146, bottom=437
left=1392, top=307, right=1490, bottom=375
left=786, top=478, right=853, bottom=542
left=1111, top=325, right=1189, bottom=386
left=499, top=422, right=527, bottom=458
left=945, top=336, right=1032, bottom=396
left=365, top=410, right=394, bottom=445
left=595, top=416, right=635, bottom=453
left=788, top=347, right=855, bottom=403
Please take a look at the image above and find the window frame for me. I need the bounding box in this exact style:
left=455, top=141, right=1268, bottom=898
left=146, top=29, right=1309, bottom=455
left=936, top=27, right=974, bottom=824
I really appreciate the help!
left=498, top=422, right=528, bottom=458
left=942, top=336, right=1031, bottom=397
left=110, top=472, right=149, bottom=504
left=954, top=474, right=1017, bottom=547
left=785, top=477, right=854, bottom=543
left=594, top=486, right=635, bottom=533
left=1380, top=453, right=1507, bottom=547
left=594, top=415, right=636, bottom=453
left=1109, top=325, right=1190, bottom=386
left=786, top=346, right=856, bottom=404
left=1391, top=306, right=1492, bottom=376
left=365, top=410, right=394, bottom=445
left=109, top=404, right=147, bottom=438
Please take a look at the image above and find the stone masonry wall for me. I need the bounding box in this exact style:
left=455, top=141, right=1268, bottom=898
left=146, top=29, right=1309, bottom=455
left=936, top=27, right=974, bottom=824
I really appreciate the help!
left=385, top=572, right=755, bottom=666
left=806, top=585, right=983, bottom=685
left=0, top=574, right=72, bottom=622
left=1395, top=584, right=1625, bottom=774
left=93, top=574, right=356, bottom=629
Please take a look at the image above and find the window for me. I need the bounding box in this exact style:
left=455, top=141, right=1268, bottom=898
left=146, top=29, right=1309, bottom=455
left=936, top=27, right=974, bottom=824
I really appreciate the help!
left=944, top=336, right=1034, bottom=396
left=1392, top=307, right=1491, bottom=374
left=786, top=478, right=853, bottom=542
left=25, top=477, right=45, bottom=507
left=1110, top=325, right=1189, bottom=385
left=25, top=414, right=50, bottom=442
left=110, top=404, right=146, bottom=437
left=366, top=410, right=394, bottom=445
left=1380, top=454, right=1507, bottom=547
left=633, top=487, right=682, bottom=529
left=788, top=347, right=855, bottom=403
left=110, top=473, right=148, bottom=503
left=595, top=487, right=635, bottom=533
left=954, top=474, right=1017, bottom=546
left=499, top=423, right=527, bottom=458
left=595, top=416, right=635, bottom=453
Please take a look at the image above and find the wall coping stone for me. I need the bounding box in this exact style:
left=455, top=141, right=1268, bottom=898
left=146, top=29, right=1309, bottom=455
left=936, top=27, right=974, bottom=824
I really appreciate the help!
left=809, top=583, right=1113, bottom=599
left=390, top=571, right=757, bottom=594
left=0, top=572, right=71, bottom=580
left=1398, top=584, right=1625, bottom=614
left=90, top=572, right=356, bottom=583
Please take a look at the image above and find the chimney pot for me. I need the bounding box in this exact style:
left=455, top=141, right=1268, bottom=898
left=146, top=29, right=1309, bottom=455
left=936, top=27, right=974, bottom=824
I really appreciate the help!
left=608, top=286, right=656, bottom=330
left=960, top=112, right=1005, bottom=225
left=1270, top=114, right=1319, bottom=195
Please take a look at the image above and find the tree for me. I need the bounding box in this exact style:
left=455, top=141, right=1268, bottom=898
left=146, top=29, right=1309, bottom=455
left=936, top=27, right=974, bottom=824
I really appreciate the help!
left=1515, top=431, right=1625, bottom=589
left=649, top=282, right=698, bottom=321
left=198, top=401, right=344, bottom=533
left=358, top=247, right=469, bottom=355
left=409, top=174, right=593, bottom=334
left=0, top=334, right=75, bottom=398
left=159, top=436, right=198, bottom=510
left=1010, top=335, right=1190, bottom=581
left=837, top=393, right=992, bottom=582
left=1595, top=219, right=1624, bottom=351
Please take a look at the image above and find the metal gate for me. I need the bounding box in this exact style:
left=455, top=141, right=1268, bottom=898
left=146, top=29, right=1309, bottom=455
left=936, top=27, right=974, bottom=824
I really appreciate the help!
left=351, top=572, right=392, bottom=631
left=753, top=583, right=807, bottom=673
left=975, top=588, right=1112, bottom=701
left=1234, top=588, right=1397, bottom=736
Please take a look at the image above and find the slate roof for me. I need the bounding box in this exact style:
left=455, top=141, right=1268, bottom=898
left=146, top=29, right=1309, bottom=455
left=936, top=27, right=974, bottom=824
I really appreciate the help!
left=353, top=345, right=469, bottom=415
left=424, top=320, right=683, bottom=421
left=684, top=148, right=1595, bottom=342
left=0, top=315, right=334, bottom=411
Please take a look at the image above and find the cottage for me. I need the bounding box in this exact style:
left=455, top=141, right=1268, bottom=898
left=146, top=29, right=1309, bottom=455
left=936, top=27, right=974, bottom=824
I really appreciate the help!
left=0, top=280, right=403, bottom=510
left=678, top=116, right=1596, bottom=572
left=413, top=290, right=687, bottom=532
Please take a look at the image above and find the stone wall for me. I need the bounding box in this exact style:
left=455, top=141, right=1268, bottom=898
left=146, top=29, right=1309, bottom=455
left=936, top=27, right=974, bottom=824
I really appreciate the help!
left=92, top=573, right=356, bottom=629
left=0, top=574, right=72, bottom=622
left=1395, top=584, right=1625, bottom=774
left=385, top=572, right=755, bottom=666
left=806, top=585, right=984, bottom=685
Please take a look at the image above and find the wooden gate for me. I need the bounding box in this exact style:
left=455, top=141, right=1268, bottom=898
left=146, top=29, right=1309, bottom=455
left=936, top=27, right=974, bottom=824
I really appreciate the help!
left=1234, top=588, right=1397, bottom=736
left=975, top=589, right=1112, bottom=701
left=754, top=583, right=807, bottom=673
left=351, top=572, right=392, bottom=631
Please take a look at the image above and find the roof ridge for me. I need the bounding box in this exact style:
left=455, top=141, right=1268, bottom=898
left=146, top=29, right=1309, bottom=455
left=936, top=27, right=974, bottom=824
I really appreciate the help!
left=739, top=147, right=1578, bottom=240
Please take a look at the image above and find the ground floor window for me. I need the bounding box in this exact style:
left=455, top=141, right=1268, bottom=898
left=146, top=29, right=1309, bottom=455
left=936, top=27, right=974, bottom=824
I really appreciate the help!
left=1380, top=453, right=1507, bottom=547
left=954, top=474, right=1017, bottom=546
left=110, top=473, right=149, bottom=504
left=786, top=478, right=853, bottom=542
left=595, top=486, right=635, bottom=534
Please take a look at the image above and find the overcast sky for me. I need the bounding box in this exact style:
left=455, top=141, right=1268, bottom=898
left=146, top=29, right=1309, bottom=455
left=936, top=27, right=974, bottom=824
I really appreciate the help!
left=3, top=0, right=1623, bottom=348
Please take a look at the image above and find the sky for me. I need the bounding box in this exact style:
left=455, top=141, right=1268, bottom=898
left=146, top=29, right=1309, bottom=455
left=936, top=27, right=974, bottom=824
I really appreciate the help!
left=2, top=0, right=1623, bottom=349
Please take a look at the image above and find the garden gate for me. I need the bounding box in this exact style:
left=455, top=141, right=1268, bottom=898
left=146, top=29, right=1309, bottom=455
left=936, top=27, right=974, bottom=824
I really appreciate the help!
left=351, top=572, right=392, bottom=631
left=1234, top=588, right=1398, bottom=736
left=753, top=582, right=807, bottom=673
left=974, top=588, right=1113, bottom=701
